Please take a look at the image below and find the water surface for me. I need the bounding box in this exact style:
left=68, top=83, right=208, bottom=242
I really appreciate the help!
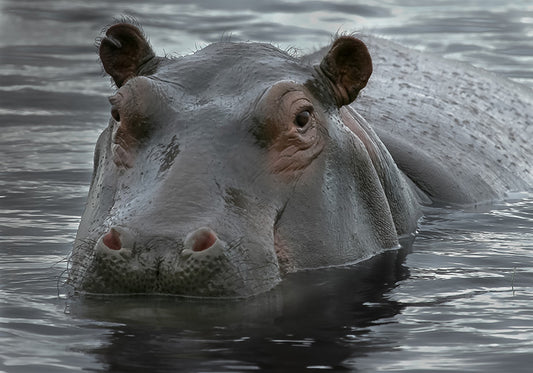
left=1, top=1, right=533, bottom=372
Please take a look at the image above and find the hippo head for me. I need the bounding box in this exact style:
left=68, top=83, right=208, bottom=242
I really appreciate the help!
left=68, top=23, right=419, bottom=297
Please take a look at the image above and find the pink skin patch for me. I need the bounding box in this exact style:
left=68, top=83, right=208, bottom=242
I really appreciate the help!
left=340, top=106, right=379, bottom=165
left=102, top=228, right=122, bottom=251
left=192, top=229, right=217, bottom=252
left=274, top=230, right=294, bottom=274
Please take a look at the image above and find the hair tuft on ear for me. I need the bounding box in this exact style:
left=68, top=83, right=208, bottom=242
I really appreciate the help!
left=318, top=36, right=372, bottom=107
left=98, top=23, right=156, bottom=87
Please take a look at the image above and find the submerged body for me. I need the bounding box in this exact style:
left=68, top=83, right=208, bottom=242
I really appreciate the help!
left=69, top=23, right=533, bottom=297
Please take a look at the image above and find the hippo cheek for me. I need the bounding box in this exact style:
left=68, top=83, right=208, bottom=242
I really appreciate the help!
left=339, top=106, right=421, bottom=235
left=269, top=121, right=402, bottom=272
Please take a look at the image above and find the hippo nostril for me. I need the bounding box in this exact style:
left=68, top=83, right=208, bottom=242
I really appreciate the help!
left=192, top=229, right=217, bottom=252
left=184, top=227, right=218, bottom=253
left=102, top=228, right=122, bottom=251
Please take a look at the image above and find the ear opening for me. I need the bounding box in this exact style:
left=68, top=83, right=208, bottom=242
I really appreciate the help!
left=318, top=36, right=373, bottom=107
left=98, top=23, right=156, bottom=87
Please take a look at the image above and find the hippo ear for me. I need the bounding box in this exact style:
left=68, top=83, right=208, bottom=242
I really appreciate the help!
left=99, top=23, right=156, bottom=87
left=318, top=36, right=373, bottom=107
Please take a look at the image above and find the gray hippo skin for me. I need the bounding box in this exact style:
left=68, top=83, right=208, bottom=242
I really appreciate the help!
left=68, top=23, right=532, bottom=297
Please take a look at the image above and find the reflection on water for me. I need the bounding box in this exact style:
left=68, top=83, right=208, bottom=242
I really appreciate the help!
left=1, top=0, right=533, bottom=372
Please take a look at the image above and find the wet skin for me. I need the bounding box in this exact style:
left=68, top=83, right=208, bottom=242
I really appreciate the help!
left=68, top=23, right=532, bottom=297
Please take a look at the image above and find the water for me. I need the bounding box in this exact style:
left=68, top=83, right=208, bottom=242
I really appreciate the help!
left=1, top=0, right=532, bottom=371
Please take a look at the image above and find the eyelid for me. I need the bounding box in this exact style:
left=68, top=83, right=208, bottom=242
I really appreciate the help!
left=298, top=105, right=314, bottom=114
left=290, top=97, right=314, bottom=114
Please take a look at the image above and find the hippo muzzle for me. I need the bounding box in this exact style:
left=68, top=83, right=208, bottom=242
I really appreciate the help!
left=70, top=226, right=277, bottom=296
left=68, top=23, right=419, bottom=297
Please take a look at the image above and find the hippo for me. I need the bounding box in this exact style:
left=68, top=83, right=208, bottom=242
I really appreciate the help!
left=68, top=22, right=533, bottom=297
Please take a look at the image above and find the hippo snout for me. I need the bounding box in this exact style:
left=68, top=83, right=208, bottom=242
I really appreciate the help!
left=69, top=225, right=276, bottom=297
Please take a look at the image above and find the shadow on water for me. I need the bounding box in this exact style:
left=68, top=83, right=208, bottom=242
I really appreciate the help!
left=68, top=239, right=413, bottom=372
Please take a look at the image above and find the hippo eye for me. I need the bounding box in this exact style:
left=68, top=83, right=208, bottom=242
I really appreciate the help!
left=111, top=106, right=121, bottom=122
left=295, top=110, right=311, bottom=128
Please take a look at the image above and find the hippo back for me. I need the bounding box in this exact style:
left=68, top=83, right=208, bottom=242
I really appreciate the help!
left=341, top=36, right=532, bottom=204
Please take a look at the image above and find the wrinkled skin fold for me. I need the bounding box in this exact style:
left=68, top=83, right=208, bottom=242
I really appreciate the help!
left=68, top=23, right=532, bottom=297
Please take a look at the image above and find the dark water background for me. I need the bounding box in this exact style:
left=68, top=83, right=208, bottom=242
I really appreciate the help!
left=1, top=0, right=533, bottom=372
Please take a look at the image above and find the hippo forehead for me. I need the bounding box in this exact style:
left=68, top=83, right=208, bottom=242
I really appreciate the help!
left=154, top=42, right=314, bottom=100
